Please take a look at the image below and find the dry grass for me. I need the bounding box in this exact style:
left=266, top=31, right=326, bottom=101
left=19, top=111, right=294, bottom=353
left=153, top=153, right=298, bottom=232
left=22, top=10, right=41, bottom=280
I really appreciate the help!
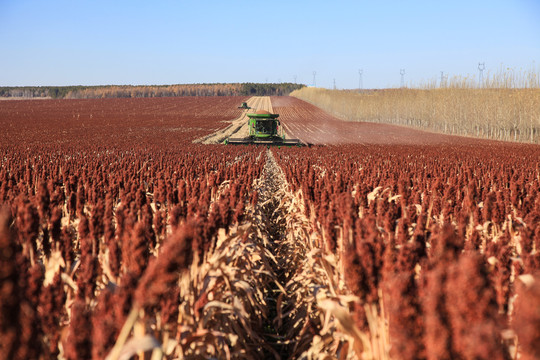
left=291, top=68, right=540, bottom=143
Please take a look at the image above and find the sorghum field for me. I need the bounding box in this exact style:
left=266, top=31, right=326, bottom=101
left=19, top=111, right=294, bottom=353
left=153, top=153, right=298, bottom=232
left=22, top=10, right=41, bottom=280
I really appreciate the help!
left=0, top=96, right=539, bottom=360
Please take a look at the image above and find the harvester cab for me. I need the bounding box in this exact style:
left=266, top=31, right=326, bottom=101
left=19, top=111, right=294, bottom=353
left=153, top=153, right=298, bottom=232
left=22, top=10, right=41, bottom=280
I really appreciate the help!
left=225, top=110, right=304, bottom=146
left=238, top=102, right=251, bottom=110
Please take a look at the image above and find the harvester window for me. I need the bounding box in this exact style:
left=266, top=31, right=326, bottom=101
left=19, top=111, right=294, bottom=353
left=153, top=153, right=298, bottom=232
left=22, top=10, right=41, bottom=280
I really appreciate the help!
left=256, top=121, right=273, bottom=134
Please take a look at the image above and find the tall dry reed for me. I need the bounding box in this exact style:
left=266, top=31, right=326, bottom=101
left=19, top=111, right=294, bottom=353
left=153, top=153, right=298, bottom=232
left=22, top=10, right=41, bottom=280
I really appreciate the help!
left=291, top=67, right=540, bottom=143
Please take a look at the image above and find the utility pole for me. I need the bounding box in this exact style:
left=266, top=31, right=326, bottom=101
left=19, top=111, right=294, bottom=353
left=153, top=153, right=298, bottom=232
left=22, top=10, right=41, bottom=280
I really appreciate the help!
left=400, top=69, right=406, bottom=88
left=358, top=69, right=363, bottom=92
left=440, top=71, right=445, bottom=88
left=312, top=71, right=317, bottom=87
left=478, top=62, right=485, bottom=87
left=333, top=78, right=336, bottom=90
left=293, top=75, right=297, bottom=84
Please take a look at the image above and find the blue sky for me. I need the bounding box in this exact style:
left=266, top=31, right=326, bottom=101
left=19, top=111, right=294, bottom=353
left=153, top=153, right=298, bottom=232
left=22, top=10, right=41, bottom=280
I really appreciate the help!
left=1, top=0, right=539, bottom=88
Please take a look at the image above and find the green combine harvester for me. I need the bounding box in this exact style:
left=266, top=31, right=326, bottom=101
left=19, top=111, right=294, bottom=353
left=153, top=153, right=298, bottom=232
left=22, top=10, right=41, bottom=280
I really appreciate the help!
left=225, top=110, right=304, bottom=146
left=238, top=102, right=251, bottom=110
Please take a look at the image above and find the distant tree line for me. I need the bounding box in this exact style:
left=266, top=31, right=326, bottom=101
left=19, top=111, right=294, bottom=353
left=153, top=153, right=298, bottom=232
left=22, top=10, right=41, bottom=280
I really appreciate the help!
left=0, top=86, right=76, bottom=99
left=0, top=83, right=305, bottom=99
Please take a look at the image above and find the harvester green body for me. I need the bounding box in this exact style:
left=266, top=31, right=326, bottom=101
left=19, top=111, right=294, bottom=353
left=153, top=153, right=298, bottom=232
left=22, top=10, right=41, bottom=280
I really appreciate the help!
left=225, top=110, right=303, bottom=146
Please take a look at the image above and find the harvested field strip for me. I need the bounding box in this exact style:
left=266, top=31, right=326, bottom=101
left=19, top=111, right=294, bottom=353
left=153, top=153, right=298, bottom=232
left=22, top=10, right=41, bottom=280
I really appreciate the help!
left=195, top=96, right=273, bottom=144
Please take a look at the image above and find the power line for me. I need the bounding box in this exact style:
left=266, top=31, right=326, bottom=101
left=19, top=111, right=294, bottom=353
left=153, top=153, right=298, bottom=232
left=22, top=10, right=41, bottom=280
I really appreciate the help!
left=358, top=69, right=363, bottom=92
left=312, top=71, right=317, bottom=87
left=400, top=69, right=406, bottom=88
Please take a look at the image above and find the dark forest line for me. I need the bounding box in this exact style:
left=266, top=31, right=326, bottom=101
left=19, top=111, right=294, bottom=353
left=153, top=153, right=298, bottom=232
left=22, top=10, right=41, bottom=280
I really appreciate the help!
left=0, top=83, right=305, bottom=99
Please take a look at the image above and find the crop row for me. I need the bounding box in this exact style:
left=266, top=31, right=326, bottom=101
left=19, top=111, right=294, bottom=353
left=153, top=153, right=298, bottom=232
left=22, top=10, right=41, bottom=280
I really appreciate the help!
left=0, top=97, right=277, bottom=358
left=1, top=141, right=267, bottom=358
left=272, top=143, right=540, bottom=359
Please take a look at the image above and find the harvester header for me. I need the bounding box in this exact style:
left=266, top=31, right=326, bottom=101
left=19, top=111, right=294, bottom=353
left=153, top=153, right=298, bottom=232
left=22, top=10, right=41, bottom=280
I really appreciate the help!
left=225, top=109, right=304, bottom=146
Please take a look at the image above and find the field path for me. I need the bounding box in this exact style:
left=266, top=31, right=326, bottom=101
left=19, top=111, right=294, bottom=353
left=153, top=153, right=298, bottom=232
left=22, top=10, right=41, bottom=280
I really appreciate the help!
left=251, top=149, right=342, bottom=358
